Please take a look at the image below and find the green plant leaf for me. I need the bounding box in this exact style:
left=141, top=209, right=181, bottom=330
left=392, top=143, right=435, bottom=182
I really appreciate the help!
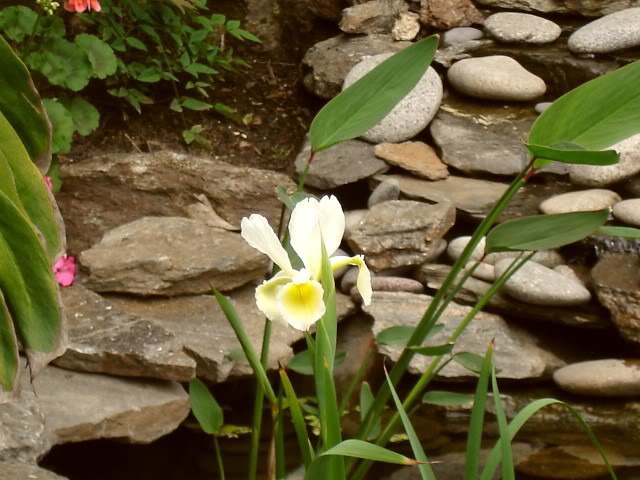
left=42, top=99, right=74, bottom=155
left=181, top=97, right=213, bottom=111
left=527, top=142, right=619, bottom=166
left=75, top=34, right=117, bottom=80
left=288, top=350, right=346, bottom=376
left=528, top=60, right=640, bottom=150
left=376, top=324, right=444, bottom=346
left=186, top=62, right=218, bottom=76
left=322, top=439, right=419, bottom=465
left=309, top=35, right=438, bottom=152
left=45, top=157, right=62, bottom=193
left=0, top=6, right=37, bottom=42
left=408, top=343, right=454, bottom=357
left=486, top=210, right=609, bottom=253
left=189, top=377, right=223, bottom=434
left=27, top=38, right=92, bottom=91
left=66, top=97, right=99, bottom=136
left=136, top=67, right=162, bottom=83
left=597, top=226, right=640, bottom=239
left=384, top=365, right=437, bottom=479
left=359, top=382, right=380, bottom=439
left=0, top=291, right=19, bottom=392
left=125, top=36, right=147, bottom=51
left=423, top=391, right=474, bottom=407
left=491, top=363, right=514, bottom=480
left=453, top=352, right=485, bottom=374
left=280, top=369, right=315, bottom=468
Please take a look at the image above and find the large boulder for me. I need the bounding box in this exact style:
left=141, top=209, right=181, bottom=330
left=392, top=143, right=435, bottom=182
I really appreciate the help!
left=473, top=0, right=640, bottom=17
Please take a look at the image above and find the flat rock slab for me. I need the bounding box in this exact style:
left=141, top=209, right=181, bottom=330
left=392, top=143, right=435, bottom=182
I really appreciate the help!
left=418, top=263, right=611, bottom=329
left=295, top=139, right=389, bottom=189
left=569, top=8, right=640, bottom=54
left=0, top=463, right=67, bottom=480
left=474, top=0, right=640, bottom=16
left=302, top=34, right=410, bottom=99
left=420, top=0, right=484, bottom=29
left=554, top=359, right=640, bottom=397
left=374, top=142, right=449, bottom=180
left=339, top=0, right=407, bottom=35
left=106, top=286, right=355, bottom=383
left=56, top=285, right=196, bottom=381
left=365, top=291, right=564, bottom=380
left=348, top=200, right=455, bottom=271
left=57, top=151, right=295, bottom=254
left=33, top=367, right=190, bottom=445
left=539, top=189, right=620, bottom=214
left=430, top=108, right=533, bottom=176
left=80, top=217, right=268, bottom=296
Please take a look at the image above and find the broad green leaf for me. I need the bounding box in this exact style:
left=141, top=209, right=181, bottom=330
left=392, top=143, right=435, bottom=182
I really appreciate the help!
left=75, top=34, right=117, bottom=80
left=226, top=19, right=241, bottom=30
left=384, top=365, right=437, bottom=480
left=309, top=35, right=438, bottom=152
left=0, top=291, right=19, bottom=392
left=27, top=38, right=92, bottom=91
left=453, top=352, right=484, bottom=374
left=0, top=36, right=51, bottom=170
left=464, top=343, right=494, bottom=480
left=491, top=363, right=514, bottom=480
left=322, top=439, right=419, bottom=465
left=125, top=36, right=147, bottom=51
left=186, top=62, right=218, bottom=76
left=212, top=290, right=277, bottom=403
left=423, top=391, right=474, bottom=407
left=67, top=97, right=100, bottom=136
left=181, top=97, right=213, bottom=111
left=359, top=382, right=380, bottom=439
left=376, top=324, right=444, bottom=346
left=527, top=142, right=619, bottom=167
left=486, top=210, right=609, bottom=252
left=529, top=61, right=640, bottom=150
left=597, top=226, right=640, bottom=239
left=43, top=99, right=74, bottom=155
left=189, top=377, right=223, bottom=434
left=409, top=343, right=454, bottom=357
left=136, top=67, right=162, bottom=83
left=288, top=350, right=346, bottom=376
left=280, top=369, right=315, bottom=468
left=0, top=6, right=37, bottom=42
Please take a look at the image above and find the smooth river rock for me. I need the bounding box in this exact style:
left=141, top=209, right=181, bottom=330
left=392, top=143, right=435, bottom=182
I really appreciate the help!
left=447, top=236, right=486, bottom=262
left=447, top=56, right=546, bottom=101
left=348, top=200, right=456, bottom=271
left=80, top=217, right=268, bottom=296
left=554, top=359, right=640, bottom=397
left=368, top=178, right=400, bottom=207
left=484, top=249, right=564, bottom=268
left=344, top=54, right=443, bottom=143
left=374, top=141, right=449, bottom=180
left=485, top=12, right=561, bottom=44
left=612, top=199, right=640, bottom=227
left=474, top=0, right=640, bottom=16
left=295, top=138, right=389, bottom=189
left=495, top=259, right=592, bottom=306
left=539, top=189, right=621, bottom=214
left=339, top=0, right=407, bottom=35
left=366, top=292, right=564, bottom=380
left=442, top=27, right=484, bottom=46
left=569, top=8, right=640, bottom=54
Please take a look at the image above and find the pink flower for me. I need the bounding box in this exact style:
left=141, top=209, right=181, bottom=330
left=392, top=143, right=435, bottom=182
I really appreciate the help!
left=64, top=0, right=101, bottom=12
left=53, top=255, right=76, bottom=287
left=44, top=176, right=53, bottom=191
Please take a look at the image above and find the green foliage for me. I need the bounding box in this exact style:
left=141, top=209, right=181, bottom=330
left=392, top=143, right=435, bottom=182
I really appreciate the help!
left=527, top=142, right=619, bottom=168
left=189, top=378, right=223, bottom=435
left=288, top=349, right=346, bottom=376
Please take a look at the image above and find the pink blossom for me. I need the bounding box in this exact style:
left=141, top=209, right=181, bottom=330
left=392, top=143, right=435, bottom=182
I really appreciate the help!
left=44, top=176, right=53, bottom=191
left=64, top=0, right=101, bottom=12
left=53, top=255, right=76, bottom=287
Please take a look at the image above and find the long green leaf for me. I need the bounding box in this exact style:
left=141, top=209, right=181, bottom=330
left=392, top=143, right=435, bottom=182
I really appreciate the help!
left=280, top=369, right=315, bottom=468
left=464, top=343, right=494, bottom=480
left=384, top=365, right=437, bottom=480
left=213, top=289, right=277, bottom=403
left=322, top=439, right=419, bottom=465
left=275, top=384, right=286, bottom=480
left=491, top=363, right=514, bottom=480
left=529, top=60, right=640, bottom=150
left=409, top=343, right=454, bottom=357
left=453, top=352, right=485, bottom=374
left=527, top=143, right=619, bottom=166
left=0, top=291, right=19, bottom=392
left=598, top=226, right=640, bottom=239
left=486, top=210, right=609, bottom=253
left=360, top=382, right=381, bottom=439
left=480, top=399, right=618, bottom=480
left=189, top=377, right=223, bottom=434
left=309, top=35, right=438, bottom=152
left=423, top=391, right=474, bottom=407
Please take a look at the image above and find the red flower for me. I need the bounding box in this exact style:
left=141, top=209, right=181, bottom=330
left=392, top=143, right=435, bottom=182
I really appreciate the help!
left=53, top=255, right=77, bottom=287
left=64, top=0, right=101, bottom=13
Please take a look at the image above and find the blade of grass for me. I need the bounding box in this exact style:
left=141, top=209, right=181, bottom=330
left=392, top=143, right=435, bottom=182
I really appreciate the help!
left=491, top=362, right=514, bottom=480
left=322, top=439, right=422, bottom=465
left=275, top=384, right=286, bottom=480
left=359, top=382, right=381, bottom=440
left=280, top=369, right=315, bottom=468
left=213, top=436, right=225, bottom=480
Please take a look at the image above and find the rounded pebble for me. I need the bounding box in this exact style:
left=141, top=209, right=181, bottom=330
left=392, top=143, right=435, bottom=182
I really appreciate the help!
left=442, top=27, right=484, bottom=46
left=612, top=198, right=640, bottom=227
left=554, top=359, right=640, bottom=397
left=447, top=56, right=546, bottom=102
left=484, top=250, right=564, bottom=269
left=535, top=102, right=552, bottom=114
left=539, top=189, right=621, bottom=214
left=343, top=53, right=443, bottom=143
left=568, top=8, right=640, bottom=54
left=368, top=179, right=400, bottom=208
left=485, top=12, right=561, bottom=44
left=447, top=236, right=486, bottom=262
left=469, top=262, right=495, bottom=282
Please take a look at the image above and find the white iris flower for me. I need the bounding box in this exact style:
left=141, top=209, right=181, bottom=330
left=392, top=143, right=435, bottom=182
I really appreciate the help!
left=240, top=195, right=372, bottom=331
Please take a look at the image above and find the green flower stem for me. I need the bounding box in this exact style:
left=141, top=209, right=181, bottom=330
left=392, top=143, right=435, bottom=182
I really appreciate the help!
left=213, top=436, right=225, bottom=480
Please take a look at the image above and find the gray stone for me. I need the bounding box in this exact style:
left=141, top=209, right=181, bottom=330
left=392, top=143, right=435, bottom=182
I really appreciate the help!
left=345, top=209, right=369, bottom=240
left=368, top=179, right=400, bottom=208
left=442, top=27, right=484, bottom=46
left=374, top=174, right=509, bottom=218
left=420, top=0, right=484, bottom=29
left=339, top=0, right=408, bottom=34
left=447, top=236, right=486, bottom=262
left=569, top=8, right=640, bottom=54
left=592, top=253, right=640, bottom=343
left=185, top=195, right=238, bottom=231
left=554, top=359, right=640, bottom=397
left=55, top=285, right=196, bottom=381
left=0, top=464, right=67, bottom=480
left=569, top=133, right=640, bottom=187
left=344, top=54, right=443, bottom=143
left=554, top=265, right=586, bottom=286
left=80, top=217, right=268, bottom=296
left=448, top=56, right=547, bottom=101
left=348, top=200, right=456, bottom=271
left=418, top=263, right=612, bottom=329
left=470, top=262, right=496, bottom=282
left=106, top=286, right=355, bottom=383
left=341, top=266, right=375, bottom=294
left=484, top=249, right=564, bottom=268
left=333, top=248, right=350, bottom=279
left=370, top=276, right=425, bottom=293
left=374, top=142, right=449, bottom=180
left=535, top=101, right=552, bottom=114
left=485, top=12, right=561, bottom=44
left=496, top=259, right=591, bottom=306
left=366, top=292, right=564, bottom=380
left=474, top=0, right=640, bottom=16
left=434, top=39, right=496, bottom=69
left=539, top=189, right=621, bottom=214
left=302, top=34, right=410, bottom=99
left=430, top=109, right=532, bottom=176
left=612, top=198, right=640, bottom=227
left=295, top=139, right=389, bottom=189
left=34, top=367, right=190, bottom=445
left=392, top=12, right=421, bottom=41
left=58, top=151, right=295, bottom=254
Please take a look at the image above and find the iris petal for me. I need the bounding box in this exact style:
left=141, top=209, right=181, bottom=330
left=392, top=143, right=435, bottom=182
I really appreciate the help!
left=255, top=273, right=290, bottom=326
left=330, top=255, right=372, bottom=305
left=241, top=214, right=293, bottom=274
left=318, top=195, right=345, bottom=257
left=277, top=279, right=326, bottom=331
left=289, top=198, right=322, bottom=277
